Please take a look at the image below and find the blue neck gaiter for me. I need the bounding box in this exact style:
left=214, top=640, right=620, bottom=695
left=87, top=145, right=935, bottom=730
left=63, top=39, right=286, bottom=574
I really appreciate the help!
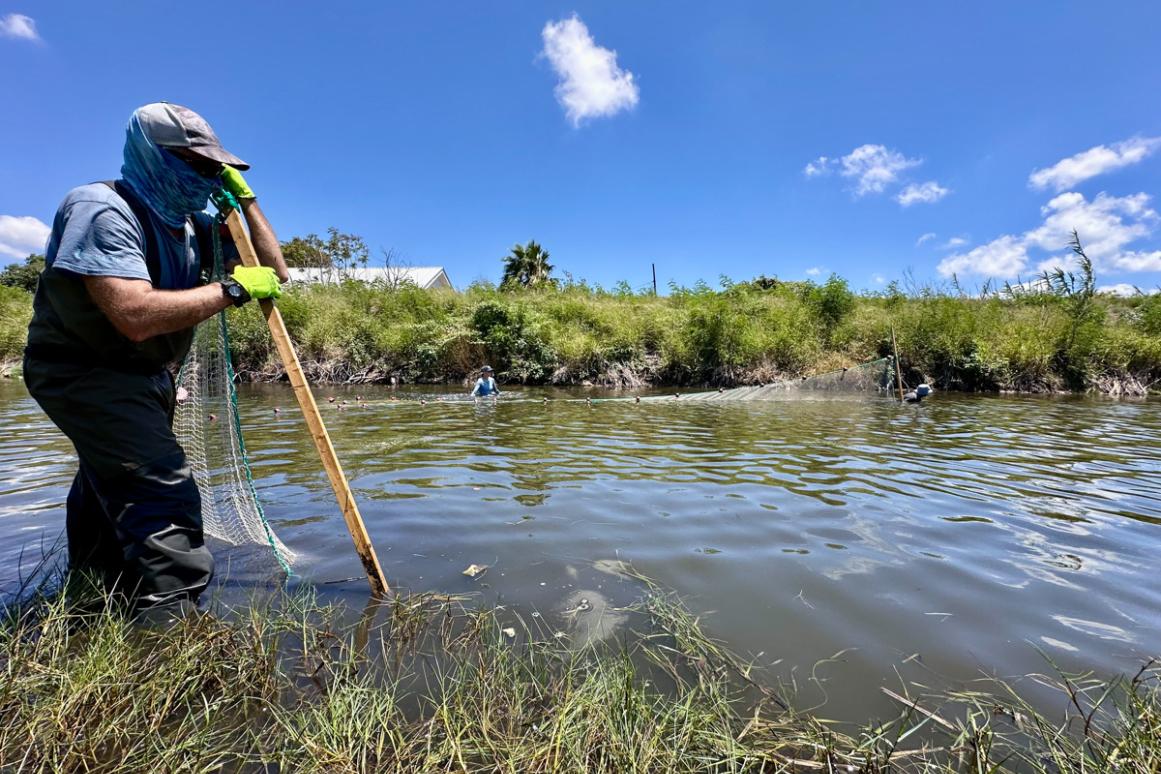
left=120, top=112, right=218, bottom=228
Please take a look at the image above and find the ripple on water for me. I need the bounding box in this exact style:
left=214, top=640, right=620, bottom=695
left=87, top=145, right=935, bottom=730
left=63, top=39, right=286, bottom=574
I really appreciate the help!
left=2, top=382, right=1160, bottom=721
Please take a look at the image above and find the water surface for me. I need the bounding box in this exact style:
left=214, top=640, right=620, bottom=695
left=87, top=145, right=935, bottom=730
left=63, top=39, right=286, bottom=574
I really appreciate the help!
left=2, top=379, right=1158, bottom=720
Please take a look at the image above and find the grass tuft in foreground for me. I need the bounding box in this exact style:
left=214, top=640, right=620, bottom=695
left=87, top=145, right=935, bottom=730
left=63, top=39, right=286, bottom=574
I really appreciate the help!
left=0, top=581, right=1158, bottom=772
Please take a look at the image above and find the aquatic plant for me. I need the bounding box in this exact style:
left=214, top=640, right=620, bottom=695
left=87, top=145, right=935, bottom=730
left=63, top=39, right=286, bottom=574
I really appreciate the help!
left=1, top=569, right=1158, bottom=772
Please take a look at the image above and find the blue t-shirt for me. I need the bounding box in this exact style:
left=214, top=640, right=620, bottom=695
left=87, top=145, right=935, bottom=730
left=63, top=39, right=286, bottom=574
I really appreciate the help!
left=471, top=377, right=499, bottom=396
left=44, top=182, right=206, bottom=290
left=27, top=182, right=230, bottom=370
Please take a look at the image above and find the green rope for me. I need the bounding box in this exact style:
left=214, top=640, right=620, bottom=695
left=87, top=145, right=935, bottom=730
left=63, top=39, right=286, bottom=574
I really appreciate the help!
left=212, top=222, right=294, bottom=576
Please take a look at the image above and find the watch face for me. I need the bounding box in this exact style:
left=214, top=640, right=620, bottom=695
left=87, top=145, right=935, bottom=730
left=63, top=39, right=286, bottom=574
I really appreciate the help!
left=227, top=283, right=243, bottom=299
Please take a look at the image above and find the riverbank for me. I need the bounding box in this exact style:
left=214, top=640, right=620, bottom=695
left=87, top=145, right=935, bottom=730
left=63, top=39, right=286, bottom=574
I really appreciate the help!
left=3, top=278, right=1160, bottom=394
left=2, top=576, right=1157, bottom=772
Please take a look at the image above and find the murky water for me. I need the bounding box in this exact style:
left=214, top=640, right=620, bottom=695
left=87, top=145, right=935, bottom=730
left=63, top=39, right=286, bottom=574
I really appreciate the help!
left=2, top=379, right=1159, bottom=721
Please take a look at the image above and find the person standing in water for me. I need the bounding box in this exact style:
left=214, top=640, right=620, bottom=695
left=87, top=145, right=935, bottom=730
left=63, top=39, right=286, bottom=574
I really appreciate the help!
left=23, top=102, right=288, bottom=624
left=470, top=365, right=500, bottom=399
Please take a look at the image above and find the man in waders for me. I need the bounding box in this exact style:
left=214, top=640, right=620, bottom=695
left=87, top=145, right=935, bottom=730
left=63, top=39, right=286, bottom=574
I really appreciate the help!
left=23, top=103, right=289, bottom=624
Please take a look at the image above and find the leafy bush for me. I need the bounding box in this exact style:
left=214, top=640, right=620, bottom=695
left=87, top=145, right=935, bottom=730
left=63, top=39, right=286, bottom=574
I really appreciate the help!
left=4, top=259, right=1160, bottom=392
left=0, top=286, right=34, bottom=361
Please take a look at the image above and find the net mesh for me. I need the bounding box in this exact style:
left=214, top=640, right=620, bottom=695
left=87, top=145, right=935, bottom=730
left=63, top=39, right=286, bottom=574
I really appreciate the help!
left=652, top=357, right=894, bottom=401
left=172, top=225, right=294, bottom=574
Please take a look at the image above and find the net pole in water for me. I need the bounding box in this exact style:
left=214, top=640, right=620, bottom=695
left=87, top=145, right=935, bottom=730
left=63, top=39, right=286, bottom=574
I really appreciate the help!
left=223, top=209, right=390, bottom=597
left=891, top=326, right=905, bottom=402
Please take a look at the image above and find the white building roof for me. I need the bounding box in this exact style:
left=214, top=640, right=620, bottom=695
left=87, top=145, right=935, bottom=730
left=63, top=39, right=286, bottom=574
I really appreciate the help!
left=287, top=266, right=453, bottom=290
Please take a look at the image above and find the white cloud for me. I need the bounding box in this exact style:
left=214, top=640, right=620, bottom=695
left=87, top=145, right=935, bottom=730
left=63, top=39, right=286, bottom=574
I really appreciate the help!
left=1029, top=136, right=1161, bottom=191
left=803, top=156, right=831, bottom=177
left=937, top=235, right=1029, bottom=278
left=838, top=144, right=921, bottom=196
left=896, top=180, right=949, bottom=207
left=1096, top=283, right=1150, bottom=297
left=872, top=273, right=887, bottom=284
left=541, top=15, right=638, bottom=127
left=1025, top=192, right=1155, bottom=262
left=805, top=143, right=930, bottom=197
left=0, top=215, right=50, bottom=259
left=0, top=13, right=38, bottom=40
left=942, top=236, right=968, bottom=249
left=1035, top=254, right=1077, bottom=274
left=1110, top=250, right=1161, bottom=272
left=938, top=191, right=1161, bottom=278
left=805, top=266, right=822, bottom=276
left=916, top=232, right=937, bottom=246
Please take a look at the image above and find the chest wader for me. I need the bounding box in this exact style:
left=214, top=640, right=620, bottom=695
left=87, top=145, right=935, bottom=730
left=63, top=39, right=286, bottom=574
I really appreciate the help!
left=23, top=181, right=216, bottom=620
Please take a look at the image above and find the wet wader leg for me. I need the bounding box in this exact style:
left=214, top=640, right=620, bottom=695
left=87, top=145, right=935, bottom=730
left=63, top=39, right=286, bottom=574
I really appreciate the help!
left=65, top=463, right=129, bottom=601
left=95, top=452, right=212, bottom=615
left=24, top=362, right=214, bottom=617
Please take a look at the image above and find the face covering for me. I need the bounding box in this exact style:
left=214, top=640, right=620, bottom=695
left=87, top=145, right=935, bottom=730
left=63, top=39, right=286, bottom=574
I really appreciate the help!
left=120, top=111, right=219, bottom=228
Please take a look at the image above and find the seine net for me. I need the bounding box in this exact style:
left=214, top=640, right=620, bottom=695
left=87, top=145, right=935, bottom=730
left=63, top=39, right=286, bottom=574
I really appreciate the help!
left=172, top=225, right=294, bottom=574
left=656, top=357, right=894, bottom=401
left=792, top=356, right=894, bottom=393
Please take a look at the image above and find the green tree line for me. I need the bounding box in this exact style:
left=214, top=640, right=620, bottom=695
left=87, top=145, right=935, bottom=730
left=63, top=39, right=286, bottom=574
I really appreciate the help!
left=2, top=233, right=1160, bottom=394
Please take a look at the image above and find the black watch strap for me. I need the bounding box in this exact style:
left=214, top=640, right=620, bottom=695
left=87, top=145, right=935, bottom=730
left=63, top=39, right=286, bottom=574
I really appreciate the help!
left=221, top=277, right=250, bottom=307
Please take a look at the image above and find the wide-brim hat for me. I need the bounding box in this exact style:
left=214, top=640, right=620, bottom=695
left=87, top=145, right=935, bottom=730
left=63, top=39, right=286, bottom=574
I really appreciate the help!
left=136, top=102, right=250, bottom=170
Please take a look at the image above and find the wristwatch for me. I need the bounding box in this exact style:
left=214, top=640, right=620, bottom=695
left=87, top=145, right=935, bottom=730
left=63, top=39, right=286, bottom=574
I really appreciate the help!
left=220, top=277, right=250, bottom=307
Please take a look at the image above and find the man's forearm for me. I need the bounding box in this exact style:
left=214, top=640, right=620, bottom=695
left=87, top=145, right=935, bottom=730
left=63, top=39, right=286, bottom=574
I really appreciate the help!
left=85, top=276, right=233, bottom=343
left=240, top=199, right=290, bottom=282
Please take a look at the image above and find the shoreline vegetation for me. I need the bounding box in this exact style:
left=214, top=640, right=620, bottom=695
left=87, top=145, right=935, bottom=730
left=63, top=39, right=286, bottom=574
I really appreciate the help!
left=2, top=233, right=1160, bottom=395
left=2, top=569, right=1158, bottom=772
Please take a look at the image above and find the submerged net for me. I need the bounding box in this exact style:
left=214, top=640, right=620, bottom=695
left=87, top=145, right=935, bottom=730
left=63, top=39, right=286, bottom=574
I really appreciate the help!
left=172, top=226, right=294, bottom=574
left=654, top=357, right=894, bottom=401
left=793, top=356, right=894, bottom=393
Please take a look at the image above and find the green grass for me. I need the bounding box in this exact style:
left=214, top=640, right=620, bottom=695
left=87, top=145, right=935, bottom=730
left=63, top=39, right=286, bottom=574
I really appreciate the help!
left=221, top=277, right=1161, bottom=393
left=4, top=275, right=1161, bottom=393
left=1, top=570, right=1158, bottom=772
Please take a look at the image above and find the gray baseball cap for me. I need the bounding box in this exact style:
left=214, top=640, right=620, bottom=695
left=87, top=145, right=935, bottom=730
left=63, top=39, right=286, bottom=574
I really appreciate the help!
left=136, top=102, right=250, bottom=170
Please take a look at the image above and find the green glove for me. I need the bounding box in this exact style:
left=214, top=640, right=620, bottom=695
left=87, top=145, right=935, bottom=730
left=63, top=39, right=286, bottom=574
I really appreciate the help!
left=232, top=266, right=282, bottom=300
left=221, top=165, right=256, bottom=200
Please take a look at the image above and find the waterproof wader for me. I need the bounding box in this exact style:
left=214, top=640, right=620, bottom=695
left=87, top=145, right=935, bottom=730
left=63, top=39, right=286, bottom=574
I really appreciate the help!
left=24, top=180, right=217, bottom=616
left=23, top=360, right=213, bottom=613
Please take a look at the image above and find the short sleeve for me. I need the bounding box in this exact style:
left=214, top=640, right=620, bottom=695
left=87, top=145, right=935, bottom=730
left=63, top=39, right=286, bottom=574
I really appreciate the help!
left=50, top=197, right=150, bottom=281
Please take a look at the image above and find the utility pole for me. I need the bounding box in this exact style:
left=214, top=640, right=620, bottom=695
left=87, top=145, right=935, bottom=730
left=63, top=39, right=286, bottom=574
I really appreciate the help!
left=652, top=263, right=657, bottom=296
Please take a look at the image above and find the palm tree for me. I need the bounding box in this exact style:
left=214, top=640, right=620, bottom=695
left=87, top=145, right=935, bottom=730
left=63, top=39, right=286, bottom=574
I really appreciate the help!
left=501, top=240, right=554, bottom=288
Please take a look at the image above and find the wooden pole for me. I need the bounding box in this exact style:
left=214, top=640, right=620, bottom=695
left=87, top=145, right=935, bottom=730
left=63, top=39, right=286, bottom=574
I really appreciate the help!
left=890, top=326, right=905, bottom=402
left=224, top=209, right=389, bottom=596
left=652, top=263, right=657, bottom=296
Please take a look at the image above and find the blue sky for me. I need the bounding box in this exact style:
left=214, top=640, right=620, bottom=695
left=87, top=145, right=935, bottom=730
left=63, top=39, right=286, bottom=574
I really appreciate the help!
left=2, top=2, right=1159, bottom=293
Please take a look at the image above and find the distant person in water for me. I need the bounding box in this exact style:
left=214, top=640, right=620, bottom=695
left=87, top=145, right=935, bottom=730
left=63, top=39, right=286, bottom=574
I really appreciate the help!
left=904, top=383, right=934, bottom=403
left=471, top=365, right=500, bottom=399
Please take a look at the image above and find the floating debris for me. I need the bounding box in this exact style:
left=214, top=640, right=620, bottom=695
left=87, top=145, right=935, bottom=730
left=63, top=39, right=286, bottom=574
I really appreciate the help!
left=462, top=563, right=488, bottom=579
left=557, top=589, right=627, bottom=649
left=592, top=558, right=635, bottom=579
left=501, top=627, right=516, bottom=638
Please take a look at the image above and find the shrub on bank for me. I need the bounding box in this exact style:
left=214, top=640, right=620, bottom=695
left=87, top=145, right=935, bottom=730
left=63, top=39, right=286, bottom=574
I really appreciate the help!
left=1, top=277, right=1158, bottom=393
left=0, top=286, right=33, bottom=363
left=221, top=279, right=1159, bottom=392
